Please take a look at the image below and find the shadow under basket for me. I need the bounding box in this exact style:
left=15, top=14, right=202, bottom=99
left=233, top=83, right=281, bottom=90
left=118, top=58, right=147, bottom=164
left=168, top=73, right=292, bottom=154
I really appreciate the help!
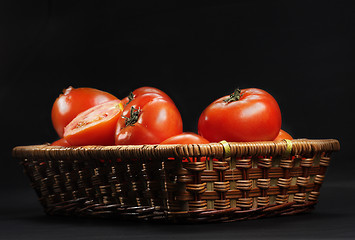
left=12, top=139, right=340, bottom=223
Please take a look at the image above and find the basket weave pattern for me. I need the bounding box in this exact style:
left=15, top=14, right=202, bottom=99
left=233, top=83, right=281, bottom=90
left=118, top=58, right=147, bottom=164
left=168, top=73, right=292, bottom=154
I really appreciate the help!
left=12, top=139, right=339, bottom=223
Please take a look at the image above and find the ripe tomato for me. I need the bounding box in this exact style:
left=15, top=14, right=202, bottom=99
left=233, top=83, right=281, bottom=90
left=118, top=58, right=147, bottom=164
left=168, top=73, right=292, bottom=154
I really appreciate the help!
left=198, top=88, right=282, bottom=142
left=115, top=93, right=183, bottom=145
left=51, top=86, right=118, bottom=137
left=121, top=86, right=173, bottom=107
left=274, top=129, right=293, bottom=141
left=160, top=132, right=209, bottom=144
left=64, top=100, right=123, bottom=146
left=160, top=133, right=210, bottom=162
left=50, top=138, right=71, bottom=147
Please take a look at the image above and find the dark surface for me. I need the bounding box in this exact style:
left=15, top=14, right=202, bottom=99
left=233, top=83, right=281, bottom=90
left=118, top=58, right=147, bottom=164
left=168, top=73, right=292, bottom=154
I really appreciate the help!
left=1, top=0, right=354, bottom=239
left=1, top=181, right=355, bottom=240
left=1, top=0, right=354, bottom=188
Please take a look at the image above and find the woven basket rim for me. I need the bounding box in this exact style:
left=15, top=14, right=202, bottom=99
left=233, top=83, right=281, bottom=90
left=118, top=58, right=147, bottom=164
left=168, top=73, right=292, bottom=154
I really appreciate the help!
left=12, top=139, right=340, bottom=160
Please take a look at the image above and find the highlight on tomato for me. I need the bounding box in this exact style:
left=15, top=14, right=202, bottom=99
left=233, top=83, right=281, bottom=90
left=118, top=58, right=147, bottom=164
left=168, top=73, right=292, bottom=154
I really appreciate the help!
left=51, top=86, right=118, bottom=137
left=121, top=86, right=173, bottom=106
left=274, top=129, right=293, bottom=141
left=115, top=90, right=183, bottom=145
left=198, top=88, right=282, bottom=142
left=64, top=100, right=123, bottom=146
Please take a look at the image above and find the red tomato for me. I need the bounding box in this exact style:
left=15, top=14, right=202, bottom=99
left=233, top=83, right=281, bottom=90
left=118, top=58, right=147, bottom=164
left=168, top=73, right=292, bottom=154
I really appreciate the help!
left=115, top=93, right=183, bottom=145
left=51, top=86, right=118, bottom=137
left=198, top=88, right=282, bottom=142
left=64, top=100, right=123, bottom=146
left=121, top=86, right=173, bottom=106
left=274, top=129, right=293, bottom=141
left=160, top=132, right=209, bottom=144
left=50, top=138, right=71, bottom=147
left=160, top=133, right=210, bottom=163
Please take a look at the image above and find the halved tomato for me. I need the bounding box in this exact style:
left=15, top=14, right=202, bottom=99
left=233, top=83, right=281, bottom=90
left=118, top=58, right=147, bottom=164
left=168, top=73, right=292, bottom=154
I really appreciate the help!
left=64, top=100, right=123, bottom=146
left=51, top=86, right=118, bottom=137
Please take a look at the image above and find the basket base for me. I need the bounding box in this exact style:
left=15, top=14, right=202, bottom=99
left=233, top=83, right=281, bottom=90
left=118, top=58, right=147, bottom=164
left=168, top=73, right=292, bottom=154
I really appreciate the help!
left=43, top=197, right=317, bottom=223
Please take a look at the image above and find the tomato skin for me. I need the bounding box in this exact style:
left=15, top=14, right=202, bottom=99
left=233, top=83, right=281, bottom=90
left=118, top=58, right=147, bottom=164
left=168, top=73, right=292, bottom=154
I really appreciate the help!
left=115, top=93, right=183, bottom=145
left=160, top=133, right=210, bottom=162
left=160, top=132, right=209, bottom=144
left=198, top=88, right=282, bottom=142
left=121, top=86, right=173, bottom=106
left=51, top=86, right=118, bottom=137
left=64, top=100, right=123, bottom=146
left=274, top=129, right=293, bottom=141
left=50, top=138, right=71, bottom=147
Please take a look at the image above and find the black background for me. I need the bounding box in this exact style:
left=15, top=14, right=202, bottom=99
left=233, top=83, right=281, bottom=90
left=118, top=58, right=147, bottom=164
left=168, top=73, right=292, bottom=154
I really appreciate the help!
left=1, top=1, right=354, bottom=239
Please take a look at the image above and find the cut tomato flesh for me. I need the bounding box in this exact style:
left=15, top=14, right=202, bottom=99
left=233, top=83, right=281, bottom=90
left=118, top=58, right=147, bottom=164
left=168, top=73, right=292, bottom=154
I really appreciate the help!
left=64, top=100, right=123, bottom=146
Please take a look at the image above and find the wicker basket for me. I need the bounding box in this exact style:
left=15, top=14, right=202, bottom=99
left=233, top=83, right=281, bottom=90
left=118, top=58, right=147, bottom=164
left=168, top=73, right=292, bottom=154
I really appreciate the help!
left=12, top=139, right=339, bottom=223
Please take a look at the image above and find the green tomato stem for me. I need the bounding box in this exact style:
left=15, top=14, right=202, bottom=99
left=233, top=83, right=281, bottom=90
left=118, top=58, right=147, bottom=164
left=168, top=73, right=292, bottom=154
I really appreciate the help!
left=123, top=106, right=141, bottom=127
left=223, top=88, right=243, bottom=103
